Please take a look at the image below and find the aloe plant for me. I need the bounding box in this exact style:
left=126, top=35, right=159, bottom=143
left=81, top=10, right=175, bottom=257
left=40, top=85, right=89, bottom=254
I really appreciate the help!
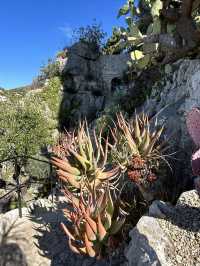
left=60, top=186, right=125, bottom=258
left=110, top=112, right=168, bottom=199
left=51, top=122, right=120, bottom=191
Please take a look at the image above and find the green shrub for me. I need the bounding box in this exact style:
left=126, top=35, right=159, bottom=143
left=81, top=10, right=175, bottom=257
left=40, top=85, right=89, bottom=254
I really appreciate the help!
left=72, top=21, right=107, bottom=51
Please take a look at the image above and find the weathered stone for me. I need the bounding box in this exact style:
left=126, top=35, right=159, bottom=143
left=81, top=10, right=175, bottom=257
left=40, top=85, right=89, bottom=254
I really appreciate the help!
left=141, top=59, right=200, bottom=198
left=148, top=200, right=173, bottom=219
left=125, top=216, right=173, bottom=266
left=60, top=41, right=131, bottom=128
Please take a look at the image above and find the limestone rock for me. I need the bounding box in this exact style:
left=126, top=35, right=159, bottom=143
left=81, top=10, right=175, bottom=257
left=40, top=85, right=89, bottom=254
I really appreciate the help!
left=125, top=216, right=174, bottom=266
left=125, top=189, right=200, bottom=266
left=60, top=41, right=131, bottom=128
left=142, top=59, right=200, bottom=197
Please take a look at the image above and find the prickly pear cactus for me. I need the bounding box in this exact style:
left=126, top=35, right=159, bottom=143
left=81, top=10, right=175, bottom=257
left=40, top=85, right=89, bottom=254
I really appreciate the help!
left=186, top=107, right=200, bottom=147
left=192, top=149, right=200, bottom=176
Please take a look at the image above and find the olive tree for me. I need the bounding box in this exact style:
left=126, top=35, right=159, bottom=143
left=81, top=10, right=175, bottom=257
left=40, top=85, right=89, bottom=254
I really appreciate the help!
left=0, top=97, right=53, bottom=215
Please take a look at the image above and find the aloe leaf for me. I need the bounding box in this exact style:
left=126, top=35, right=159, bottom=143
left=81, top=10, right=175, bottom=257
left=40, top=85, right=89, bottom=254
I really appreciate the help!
left=109, top=218, right=126, bottom=235
left=61, top=222, right=75, bottom=240
left=51, top=157, right=80, bottom=176
left=84, top=233, right=96, bottom=257
left=97, top=214, right=107, bottom=241
left=57, top=170, right=81, bottom=189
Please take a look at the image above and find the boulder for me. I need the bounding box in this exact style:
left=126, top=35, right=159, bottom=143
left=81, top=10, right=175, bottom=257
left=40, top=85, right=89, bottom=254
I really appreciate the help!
left=125, top=189, right=200, bottom=266
left=124, top=216, right=174, bottom=266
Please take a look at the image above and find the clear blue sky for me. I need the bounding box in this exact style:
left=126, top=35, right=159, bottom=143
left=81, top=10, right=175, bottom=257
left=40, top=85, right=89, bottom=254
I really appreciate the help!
left=0, top=0, right=125, bottom=89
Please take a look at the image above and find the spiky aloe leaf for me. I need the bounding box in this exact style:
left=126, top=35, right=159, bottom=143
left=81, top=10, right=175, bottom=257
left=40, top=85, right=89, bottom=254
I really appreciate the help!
left=96, top=166, right=120, bottom=181
left=68, top=238, right=87, bottom=255
left=68, top=238, right=81, bottom=254
left=85, top=220, right=97, bottom=241
left=117, top=114, right=139, bottom=155
left=51, top=157, right=81, bottom=176
left=84, top=233, right=96, bottom=257
left=144, top=126, right=164, bottom=156
left=140, top=127, right=150, bottom=153
left=134, top=114, right=141, bottom=144
left=109, top=218, right=126, bottom=235
left=84, top=213, right=98, bottom=236
left=97, top=214, right=107, bottom=241
left=68, top=148, right=91, bottom=171
left=57, top=170, right=81, bottom=189
left=104, top=189, right=114, bottom=230
left=61, top=222, right=75, bottom=240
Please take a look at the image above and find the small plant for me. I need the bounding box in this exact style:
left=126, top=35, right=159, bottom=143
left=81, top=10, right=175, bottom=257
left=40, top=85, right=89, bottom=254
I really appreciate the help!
left=110, top=112, right=168, bottom=199
left=72, top=22, right=107, bottom=52
left=51, top=122, right=120, bottom=192
left=40, top=59, right=60, bottom=80
left=186, top=107, right=200, bottom=176
left=60, top=185, right=125, bottom=258
left=56, top=49, right=68, bottom=59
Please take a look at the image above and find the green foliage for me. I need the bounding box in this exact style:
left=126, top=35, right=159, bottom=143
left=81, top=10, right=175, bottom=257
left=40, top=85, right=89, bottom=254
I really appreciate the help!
left=105, top=0, right=200, bottom=68
left=40, top=59, right=60, bottom=80
left=73, top=21, right=107, bottom=51
left=39, top=77, right=62, bottom=119
left=56, top=50, right=68, bottom=59
left=0, top=98, right=52, bottom=161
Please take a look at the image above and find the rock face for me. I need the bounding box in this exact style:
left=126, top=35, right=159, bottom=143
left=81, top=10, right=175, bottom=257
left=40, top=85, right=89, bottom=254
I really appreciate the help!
left=141, top=59, right=200, bottom=198
left=59, top=41, right=131, bottom=129
left=125, top=189, right=200, bottom=266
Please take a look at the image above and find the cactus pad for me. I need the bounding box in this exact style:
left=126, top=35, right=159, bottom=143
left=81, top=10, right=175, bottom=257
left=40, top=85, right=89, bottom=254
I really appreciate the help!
left=186, top=107, right=200, bottom=147
left=192, top=148, right=200, bottom=176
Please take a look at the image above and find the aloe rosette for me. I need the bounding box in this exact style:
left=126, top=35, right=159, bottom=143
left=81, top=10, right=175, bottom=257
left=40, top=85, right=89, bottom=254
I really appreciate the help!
left=61, top=187, right=125, bottom=258
left=51, top=122, right=120, bottom=191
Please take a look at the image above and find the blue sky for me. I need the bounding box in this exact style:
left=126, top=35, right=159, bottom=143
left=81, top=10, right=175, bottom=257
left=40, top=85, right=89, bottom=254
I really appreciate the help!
left=0, top=0, right=125, bottom=89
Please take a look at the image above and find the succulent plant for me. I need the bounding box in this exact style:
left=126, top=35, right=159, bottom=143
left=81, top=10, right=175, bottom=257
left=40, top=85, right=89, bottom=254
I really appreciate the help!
left=186, top=107, right=200, bottom=148
left=186, top=107, right=200, bottom=177
left=51, top=122, right=120, bottom=191
left=110, top=112, right=168, bottom=192
left=61, top=186, right=126, bottom=258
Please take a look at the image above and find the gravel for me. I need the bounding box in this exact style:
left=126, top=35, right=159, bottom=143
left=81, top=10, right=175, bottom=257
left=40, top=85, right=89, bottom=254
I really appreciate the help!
left=158, top=190, right=200, bottom=266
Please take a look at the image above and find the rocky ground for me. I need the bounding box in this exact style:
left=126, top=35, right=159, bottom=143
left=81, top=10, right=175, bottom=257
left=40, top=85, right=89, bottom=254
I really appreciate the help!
left=125, top=190, right=200, bottom=266
left=0, top=190, right=200, bottom=266
left=159, top=190, right=200, bottom=266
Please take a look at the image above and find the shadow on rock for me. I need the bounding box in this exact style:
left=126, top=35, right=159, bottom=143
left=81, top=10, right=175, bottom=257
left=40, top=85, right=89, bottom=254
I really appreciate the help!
left=0, top=243, right=28, bottom=266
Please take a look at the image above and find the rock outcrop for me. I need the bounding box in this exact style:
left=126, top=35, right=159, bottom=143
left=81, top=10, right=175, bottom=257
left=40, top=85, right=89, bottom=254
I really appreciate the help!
left=59, top=41, right=131, bottom=128
left=141, top=59, right=200, bottom=198
left=125, top=189, right=200, bottom=266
